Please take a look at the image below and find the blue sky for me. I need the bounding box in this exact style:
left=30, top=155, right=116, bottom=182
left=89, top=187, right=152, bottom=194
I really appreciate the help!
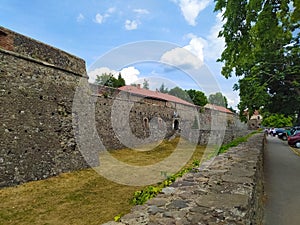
left=0, top=0, right=240, bottom=109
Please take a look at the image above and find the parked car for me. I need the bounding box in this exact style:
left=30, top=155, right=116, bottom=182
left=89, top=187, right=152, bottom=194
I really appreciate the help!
left=278, top=131, right=288, bottom=140
left=288, top=132, right=300, bottom=148
left=276, top=128, right=285, bottom=136
left=289, top=126, right=300, bottom=136
left=279, top=126, right=300, bottom=141
left=277, top=127, right=292, bottom=141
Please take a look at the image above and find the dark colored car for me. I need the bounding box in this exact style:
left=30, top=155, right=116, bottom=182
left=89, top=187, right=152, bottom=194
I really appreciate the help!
left=278, top=131, right=288, bottom=140
left=279, top=126, right=300, bottom=141
left=290, top=126, right=300, bottom=136
left=288, top=132, right=300, bottom=148
left=276, top=128, right=285, bottom=136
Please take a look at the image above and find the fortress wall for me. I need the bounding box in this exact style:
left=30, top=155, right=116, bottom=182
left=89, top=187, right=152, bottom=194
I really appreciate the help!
left=0, top=27, right=95, bottom=187
left=0, top=27, right=249, bottom=188
left=92, top=86, right=249, bottom=151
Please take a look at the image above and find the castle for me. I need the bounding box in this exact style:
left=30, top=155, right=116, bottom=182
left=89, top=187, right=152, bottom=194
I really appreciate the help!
left=0, top=26, right=248, bottom=187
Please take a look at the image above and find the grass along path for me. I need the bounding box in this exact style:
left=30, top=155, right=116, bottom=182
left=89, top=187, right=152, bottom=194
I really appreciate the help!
left=0, top=137, right=206, bottom=225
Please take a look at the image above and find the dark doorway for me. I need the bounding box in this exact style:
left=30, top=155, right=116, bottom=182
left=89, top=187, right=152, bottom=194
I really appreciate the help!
left=174, top=119, right=179, bottom=130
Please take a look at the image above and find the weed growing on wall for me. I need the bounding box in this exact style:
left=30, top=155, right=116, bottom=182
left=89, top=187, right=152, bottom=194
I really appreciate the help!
left=218, top=131, right=259, bottom=154
left=129, top=132, right=259, bottom=207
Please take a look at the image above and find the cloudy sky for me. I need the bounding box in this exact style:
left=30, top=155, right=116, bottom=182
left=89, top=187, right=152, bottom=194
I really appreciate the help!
left=0, top=0, right=240, bottom=108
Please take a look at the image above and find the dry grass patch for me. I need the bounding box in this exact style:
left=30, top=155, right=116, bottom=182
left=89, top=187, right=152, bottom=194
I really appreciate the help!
left=0, top=137, right=206, bottom=225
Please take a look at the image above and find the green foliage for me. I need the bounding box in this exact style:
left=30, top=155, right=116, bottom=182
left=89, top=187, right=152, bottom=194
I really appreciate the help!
left=130, top=132, right=258, bottom=207
left=143, top=79, right=149, bottom=90
left=157, top=84, right=208, bottom=107
left=208, top=92, right=228, bottom=108
left=114, top=214, right=122, bottom=222
left=168, top=86, right=191, bottom=102
left=95, top=72, right=125, bottom=88
left=192, top=159, right=200, bottom=167
left=117, top=73, right=126, bottom=87
left=186, top=89, right=208, bottom=106
left=214, top=0, right=300, bottom=121
left=218, top=131, right=257, bottom=154
left=130, top=186, right=162, bottom=205
left=130, top=167, right=192, bottom=205
left=262, top=114, right=294, bottom=127
left=159, top=83, right=169, bottom=93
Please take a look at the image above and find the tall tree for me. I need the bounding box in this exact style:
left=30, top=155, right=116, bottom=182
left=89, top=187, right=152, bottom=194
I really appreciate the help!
left=186, top=89, right=208, bottom=107
left=159, top=83, right=169, bottom=93
left=116, top=72, right=126, bottom=87
left=208, top=92, right=228, bottom=108
left=215, top=0, right=300, bottom=124
left=142, top=79, right=149, bottom=90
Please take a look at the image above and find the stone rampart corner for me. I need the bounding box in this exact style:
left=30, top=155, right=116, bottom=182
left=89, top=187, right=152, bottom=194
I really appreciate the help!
left=0, top=26, right=86, bottom=76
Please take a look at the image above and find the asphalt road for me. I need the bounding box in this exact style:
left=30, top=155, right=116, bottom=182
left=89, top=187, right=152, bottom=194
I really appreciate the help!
left=263, top=135, right=300, bottom=225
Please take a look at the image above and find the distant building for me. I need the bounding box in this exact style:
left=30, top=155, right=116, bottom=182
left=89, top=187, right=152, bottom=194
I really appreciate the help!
left=245, top=110, right=262, bottom=129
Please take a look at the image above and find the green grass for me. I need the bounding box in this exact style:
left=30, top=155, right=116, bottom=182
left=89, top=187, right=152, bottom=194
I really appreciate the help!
left=218, top=131, right=258, bottom=154
left=0, top=137, right=206, bottom=225
left=0, top=133, right=256, bottom=225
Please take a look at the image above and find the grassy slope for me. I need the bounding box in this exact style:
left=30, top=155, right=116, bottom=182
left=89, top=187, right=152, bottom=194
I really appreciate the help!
left=0, top=138, right=205, bottom=225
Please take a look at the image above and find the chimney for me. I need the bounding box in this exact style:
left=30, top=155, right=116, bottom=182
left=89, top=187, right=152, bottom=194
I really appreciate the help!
left=137, top=84, right=141, bottom=89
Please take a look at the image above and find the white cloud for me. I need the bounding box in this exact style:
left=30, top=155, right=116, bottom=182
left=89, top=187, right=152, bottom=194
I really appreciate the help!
left=95, top=13, right=104, bottom=24
left=123, top=9, right=149, bottom=31
left=184, top=36, right=206, bottom=63
left=182, top=12, right=225, bottom=62
left=133, top=9, right=150, bottom=15
left=77, top=13, right=85, bottom=22
left=160, top=47, right=202, bottom=70
left=120, top=67, right=140, bottom=84
left=125, top=20, right=138, bottom=30
left=160, top=36, right=205, bottom=70
left=94, top=8, right=116, bottom=24
left=173, top=0, right=211, bottom=26
left=88, top=66, right=140, bottom=85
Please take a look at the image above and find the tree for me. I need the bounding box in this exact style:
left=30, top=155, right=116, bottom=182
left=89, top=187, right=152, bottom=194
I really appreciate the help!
left=262, top=114, right=293, bottom=128
left=143, top=79, right=149, bottom=90
left=214, top=0, right=300, bottom=124
left=116, top=72, right=125, bottom=87
left=168, top=87, right=191, bottom=102
left=159, top=83, right=169, bottom=93
left=208, top=92, right=228, bottom=108
left=95, top=72, right=125, bottom=88
left=186, top=89, right=208, bottom=107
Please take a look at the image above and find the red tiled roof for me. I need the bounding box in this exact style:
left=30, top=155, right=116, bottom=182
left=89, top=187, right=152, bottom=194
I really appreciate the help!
left=118, top=85, right=195, bottom=107
left=204, top=104, right=234, bottom=114
left=118, top=86, right=233, bottom=114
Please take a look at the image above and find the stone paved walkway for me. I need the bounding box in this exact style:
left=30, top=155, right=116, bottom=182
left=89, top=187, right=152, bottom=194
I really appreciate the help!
left=103, top=134, right=264, bottom=225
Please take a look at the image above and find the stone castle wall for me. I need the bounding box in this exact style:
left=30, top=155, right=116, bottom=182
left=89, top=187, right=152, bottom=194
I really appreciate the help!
left=91, top=85, right=249, bottom=151
left=0, top=27, right=93, bottom=187
left=0, top=27, right=249, bottom=188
